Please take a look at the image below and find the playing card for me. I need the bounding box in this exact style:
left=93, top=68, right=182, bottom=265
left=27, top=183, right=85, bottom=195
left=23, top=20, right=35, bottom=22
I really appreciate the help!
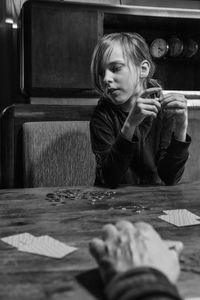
left=185, top=298, right=200, bottom=300
left=163, top=209, right=200, bottom=220
left=1, top=233, right=77, bottom=258
left=18, top=235, right=77, bottom=258
left=159, top=209, right=200, bottom=227
left=1, top=232, right=37, bottom=248
left=18, top=242, right=77, bottom=258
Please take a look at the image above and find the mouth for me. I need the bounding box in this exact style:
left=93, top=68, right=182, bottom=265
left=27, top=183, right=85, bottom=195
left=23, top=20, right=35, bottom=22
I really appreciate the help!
left=107, top=88, right=119, bottom=95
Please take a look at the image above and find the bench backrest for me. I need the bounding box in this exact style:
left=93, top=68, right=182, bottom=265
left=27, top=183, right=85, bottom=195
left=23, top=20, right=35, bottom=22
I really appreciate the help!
left=22, top=121, right=95, bottom=187
left=1, top=104, right=96, bottom=188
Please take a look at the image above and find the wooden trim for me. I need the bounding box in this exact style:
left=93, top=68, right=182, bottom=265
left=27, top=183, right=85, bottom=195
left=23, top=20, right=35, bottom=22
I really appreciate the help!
left=23, top=0, right=200, bottom=21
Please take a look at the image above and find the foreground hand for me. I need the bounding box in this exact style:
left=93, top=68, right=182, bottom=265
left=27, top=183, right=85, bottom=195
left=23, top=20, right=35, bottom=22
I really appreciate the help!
left=89, top=221, right=182, bottom=284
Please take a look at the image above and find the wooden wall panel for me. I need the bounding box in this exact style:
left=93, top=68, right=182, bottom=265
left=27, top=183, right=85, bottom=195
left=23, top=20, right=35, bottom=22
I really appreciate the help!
left=22, top=1, right=103, bottom=96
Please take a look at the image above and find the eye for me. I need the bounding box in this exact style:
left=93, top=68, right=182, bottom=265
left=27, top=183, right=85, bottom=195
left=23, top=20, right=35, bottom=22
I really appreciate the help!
left=110, top=64, right=123, bottom=73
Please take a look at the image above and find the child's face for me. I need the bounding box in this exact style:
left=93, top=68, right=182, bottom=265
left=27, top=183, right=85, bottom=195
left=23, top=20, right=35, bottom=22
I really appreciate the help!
left=100, top=42, right=142, bottom=108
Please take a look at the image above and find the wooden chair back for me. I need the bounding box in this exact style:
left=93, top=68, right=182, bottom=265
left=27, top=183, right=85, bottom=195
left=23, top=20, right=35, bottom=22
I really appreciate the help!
left=22, top=121, right=95, bottom=187
left=1, top=104, right=96, bottom=188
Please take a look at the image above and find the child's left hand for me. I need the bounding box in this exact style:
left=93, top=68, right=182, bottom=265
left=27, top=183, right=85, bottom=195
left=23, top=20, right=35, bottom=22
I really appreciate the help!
left=160, top=93, right=188, bottom=141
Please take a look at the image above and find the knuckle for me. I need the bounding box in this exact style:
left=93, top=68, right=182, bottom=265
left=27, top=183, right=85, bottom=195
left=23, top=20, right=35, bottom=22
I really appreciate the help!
left=135, top=221, right=153, bottom=231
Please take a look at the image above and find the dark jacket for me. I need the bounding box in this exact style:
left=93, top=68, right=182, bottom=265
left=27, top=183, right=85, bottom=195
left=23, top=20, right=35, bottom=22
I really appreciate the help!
left=90, top=97, right=191, bottom=188
left=106, top=267, right=182, bottom=300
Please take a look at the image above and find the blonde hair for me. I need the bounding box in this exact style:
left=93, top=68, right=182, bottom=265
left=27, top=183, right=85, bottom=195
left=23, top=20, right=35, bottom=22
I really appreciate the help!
left=91, top=32, right=157, bottom=95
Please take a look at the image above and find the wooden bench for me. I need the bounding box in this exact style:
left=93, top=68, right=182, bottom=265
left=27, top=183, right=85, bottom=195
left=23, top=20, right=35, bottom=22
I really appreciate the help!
left=1, top=104, right=199, bottom=188
left=180, top=107, right=200, bottom=183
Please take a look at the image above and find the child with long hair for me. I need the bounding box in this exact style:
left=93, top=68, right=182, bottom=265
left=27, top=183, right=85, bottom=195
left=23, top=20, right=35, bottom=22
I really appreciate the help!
left=90, top=32, right=191, bottom=188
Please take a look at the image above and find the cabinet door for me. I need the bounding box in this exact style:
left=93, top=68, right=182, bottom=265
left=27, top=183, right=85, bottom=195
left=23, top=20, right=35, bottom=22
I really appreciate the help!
left=21, top=1, right=103, bottom=97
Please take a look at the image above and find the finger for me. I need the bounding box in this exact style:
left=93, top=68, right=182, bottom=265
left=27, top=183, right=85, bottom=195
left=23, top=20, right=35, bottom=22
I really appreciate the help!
left=162, top=93, right=185, bottom=100
left=89, top=238, right=106, bottom=262
left=134, top=221, right=154, bottom=231
left=141, top=110, right=158, bottom=119
left=115, top=220, right=138, bottom=261
left=141, top=87, right=162, bottom=98
left=138, top=97, right=161, bottom=109
left=102, top=224, right=120, bottom=242
left=168, top=246, right=180, bottom=264
left=164, top=109, right=186, bottom=116
left=116, top=220, right=135, bottom=231
left=164, top=240, right=184, bottom=254
left=139, top=103, right=160, bottom=114
left=162, top=95, right=187, bottom=107
left=134, top=222, right=161, bottom=239
left=161, top=100, right=187, bottom=110
left=116, top=220, right=136, bottom=240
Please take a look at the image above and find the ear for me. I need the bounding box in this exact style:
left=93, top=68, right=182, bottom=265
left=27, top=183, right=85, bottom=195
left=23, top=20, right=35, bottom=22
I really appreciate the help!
left=140, top=60, right=150, bottom=78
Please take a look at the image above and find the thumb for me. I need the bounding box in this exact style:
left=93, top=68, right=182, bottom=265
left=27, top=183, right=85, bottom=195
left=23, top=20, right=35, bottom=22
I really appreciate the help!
left=89, top=238, right=106, bottom=262
left=165, top=240, right=184, bottom=255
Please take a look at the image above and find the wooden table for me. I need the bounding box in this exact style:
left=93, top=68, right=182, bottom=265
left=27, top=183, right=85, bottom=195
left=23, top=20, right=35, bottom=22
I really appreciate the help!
left=0, top=182, right=200, bottom=300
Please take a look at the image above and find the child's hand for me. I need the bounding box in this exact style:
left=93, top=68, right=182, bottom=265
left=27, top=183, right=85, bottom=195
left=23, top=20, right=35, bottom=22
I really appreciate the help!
left=161, top=93, right=188, bottom=141
left=130, top=87, right=162, bottom=124
left=121, top=87, right=162, bottom=140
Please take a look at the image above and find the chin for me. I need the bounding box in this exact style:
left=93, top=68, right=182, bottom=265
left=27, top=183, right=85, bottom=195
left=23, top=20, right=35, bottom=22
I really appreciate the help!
left=114, top=100, right=127, bottom=106
left=111, top=96, right=127, bottom=105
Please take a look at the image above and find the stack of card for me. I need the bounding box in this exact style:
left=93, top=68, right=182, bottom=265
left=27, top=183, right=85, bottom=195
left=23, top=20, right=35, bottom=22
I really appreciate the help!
left=158, top=209, right=200, bottom=227
left=1, top=233, right=77, bottom=258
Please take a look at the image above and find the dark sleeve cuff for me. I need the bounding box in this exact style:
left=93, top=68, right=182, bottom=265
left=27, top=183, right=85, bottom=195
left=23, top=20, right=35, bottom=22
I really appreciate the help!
left=106, top=267, right=182, bottom=300
left=112, top=131, right=139, bottom=156
left=168, top=133, right=191, bottom=155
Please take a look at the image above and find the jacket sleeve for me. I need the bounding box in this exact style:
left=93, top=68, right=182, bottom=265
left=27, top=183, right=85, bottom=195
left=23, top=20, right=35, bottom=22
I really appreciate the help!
left=156, top=112, right=191, bottom=185
left=90, top=111, right=139, bottom=188
left=157, top=134, right=191, bottom=185
left=105, top=267, right=182, bottom=300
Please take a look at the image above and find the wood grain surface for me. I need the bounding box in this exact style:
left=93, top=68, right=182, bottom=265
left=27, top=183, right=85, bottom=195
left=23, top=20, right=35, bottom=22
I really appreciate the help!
left=0, top=182, right=200, bottom=299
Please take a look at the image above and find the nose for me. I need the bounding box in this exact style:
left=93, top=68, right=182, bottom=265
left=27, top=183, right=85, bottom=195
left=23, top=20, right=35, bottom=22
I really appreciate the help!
left=103, top=69, right=114, bottom=86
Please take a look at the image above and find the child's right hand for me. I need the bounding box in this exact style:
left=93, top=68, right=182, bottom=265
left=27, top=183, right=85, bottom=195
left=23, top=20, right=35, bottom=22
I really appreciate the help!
left=121, top=87, right=162, bottom=141
left=129, top=87, right=162, bottom=125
